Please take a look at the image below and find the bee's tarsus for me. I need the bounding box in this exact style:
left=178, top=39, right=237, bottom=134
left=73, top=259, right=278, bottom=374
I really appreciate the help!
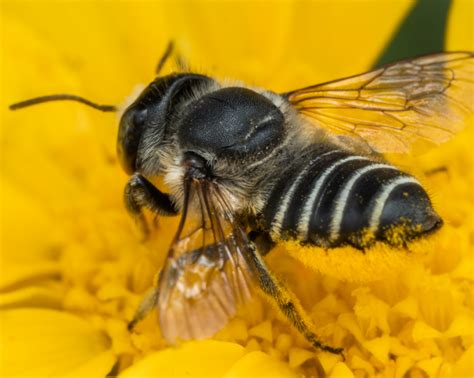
left=9, top=94, right=117, bottom=112
left=128, top=286, right=161, bottom=332
left=319, top=344, right=345, bottom=357
left=127, top=319, right=137, bottom=332
left=250, top=248, right=344, bottom=355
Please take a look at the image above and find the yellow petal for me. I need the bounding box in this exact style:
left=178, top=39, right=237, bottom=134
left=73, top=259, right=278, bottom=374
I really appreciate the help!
left=452, top=345, right=474, bottom=378
left=392, top=296, right=419, bottom=319
left=0, top=179, right=61, bottom=291
left=224, top=351, right=298, bottom=378
left=412, top=321, right=443, bottom=342
left=317, top=352, right=342, bottom=375
left=416, top=357, right=443, bottom=378
left=0, top=286, right=62, bottom=309
left=445, top=314, right=474, bottom=338
left=248, top=320, right=273, bottom=342
left=437, top=362, right=455, bottom=378
left=395, top=356, right=415, bottom=378
left=245, top=338, right=261, bottom=353
left=275, top=333, right=293, bottom=353
left=329, top=362, right=355, bottom=378
left=119, top=340, right=245, bottom=377
left=351, top=355, right=375, bottom=377
left=452, top=256, right=474, bottom=281
left=228, top=319, right=249, bottom=342
left=446, top=0, right=474, bottom=51
left=215, top=318, right=249, bottom=342
left=0, top=309, right=114, bottom=376
left=0, top=184, right=58, bottom=260
left=337, top=313, right=365, bottom=343
left=362, top=336, right=391, bottom=363
left=353, top=288, right=390, bottom=336
left=65, top=351, right=117, bottom=378
left=288, top=347, right=314, bottom=369
left=0, top=261, right=60, bottom=293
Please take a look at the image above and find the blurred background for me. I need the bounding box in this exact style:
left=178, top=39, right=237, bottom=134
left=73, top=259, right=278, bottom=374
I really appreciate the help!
left=2, top=0, right=473, bottom=101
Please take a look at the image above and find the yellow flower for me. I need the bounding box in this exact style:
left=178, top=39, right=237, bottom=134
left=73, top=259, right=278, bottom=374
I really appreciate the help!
left=1, top=1, right=473, bottom=377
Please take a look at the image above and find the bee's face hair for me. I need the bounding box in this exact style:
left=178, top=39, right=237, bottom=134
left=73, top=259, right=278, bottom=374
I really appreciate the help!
left=117, top=73, right=214, bottom=174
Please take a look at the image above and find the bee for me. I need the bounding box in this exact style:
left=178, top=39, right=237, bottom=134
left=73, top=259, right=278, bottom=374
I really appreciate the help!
left=10, top=44, right=473, bottom=356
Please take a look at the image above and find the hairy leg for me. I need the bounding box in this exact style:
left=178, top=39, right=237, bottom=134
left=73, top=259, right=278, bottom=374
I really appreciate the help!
left=248, top=246, right=344, bottom=356
left=248, top=230, right=275, bottom=256
left=127, top=283, right=160, bottom=331
left=124, top=173, right=178, bottom=237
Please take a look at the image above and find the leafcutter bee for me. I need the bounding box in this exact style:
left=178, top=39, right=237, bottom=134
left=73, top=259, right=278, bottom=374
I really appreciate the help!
left=10, top=44, right=473, bottom=355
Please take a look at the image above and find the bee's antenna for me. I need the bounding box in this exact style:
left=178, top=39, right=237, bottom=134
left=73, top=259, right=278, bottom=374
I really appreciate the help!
left=174, top=53, right=189, bottom=72
left=9, top=94, right=117, bottom=112
left=156, top=41, right=175, bottom=75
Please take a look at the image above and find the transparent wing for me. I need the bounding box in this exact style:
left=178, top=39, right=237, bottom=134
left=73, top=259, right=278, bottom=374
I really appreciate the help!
left=157, top=180, right=257, bottom=342
left=285, top=52, right=474, bottom=154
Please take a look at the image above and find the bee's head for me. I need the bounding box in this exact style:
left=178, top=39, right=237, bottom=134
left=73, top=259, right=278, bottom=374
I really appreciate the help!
left=177, top=87, right=285, bottom=164
left=117, top=73, right=213, bottom=174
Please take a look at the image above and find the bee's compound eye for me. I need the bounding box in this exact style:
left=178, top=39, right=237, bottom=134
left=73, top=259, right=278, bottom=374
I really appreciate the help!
left=117, top=106, right=148, bottom=174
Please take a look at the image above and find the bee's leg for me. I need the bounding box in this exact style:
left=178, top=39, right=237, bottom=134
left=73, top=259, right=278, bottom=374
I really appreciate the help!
left=248, top=248, right=345, bottom=357
left=124, top=173, right=178, bottom=238
left=248, top=230, right=275, bottom=256
left=175, top=53, right=189, bottom=72
left=127, top=284, right=160, bottom=331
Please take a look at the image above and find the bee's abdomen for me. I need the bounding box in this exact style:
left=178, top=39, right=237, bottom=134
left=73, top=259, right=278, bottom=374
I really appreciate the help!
left=262, top=150, right=441, bottom=248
